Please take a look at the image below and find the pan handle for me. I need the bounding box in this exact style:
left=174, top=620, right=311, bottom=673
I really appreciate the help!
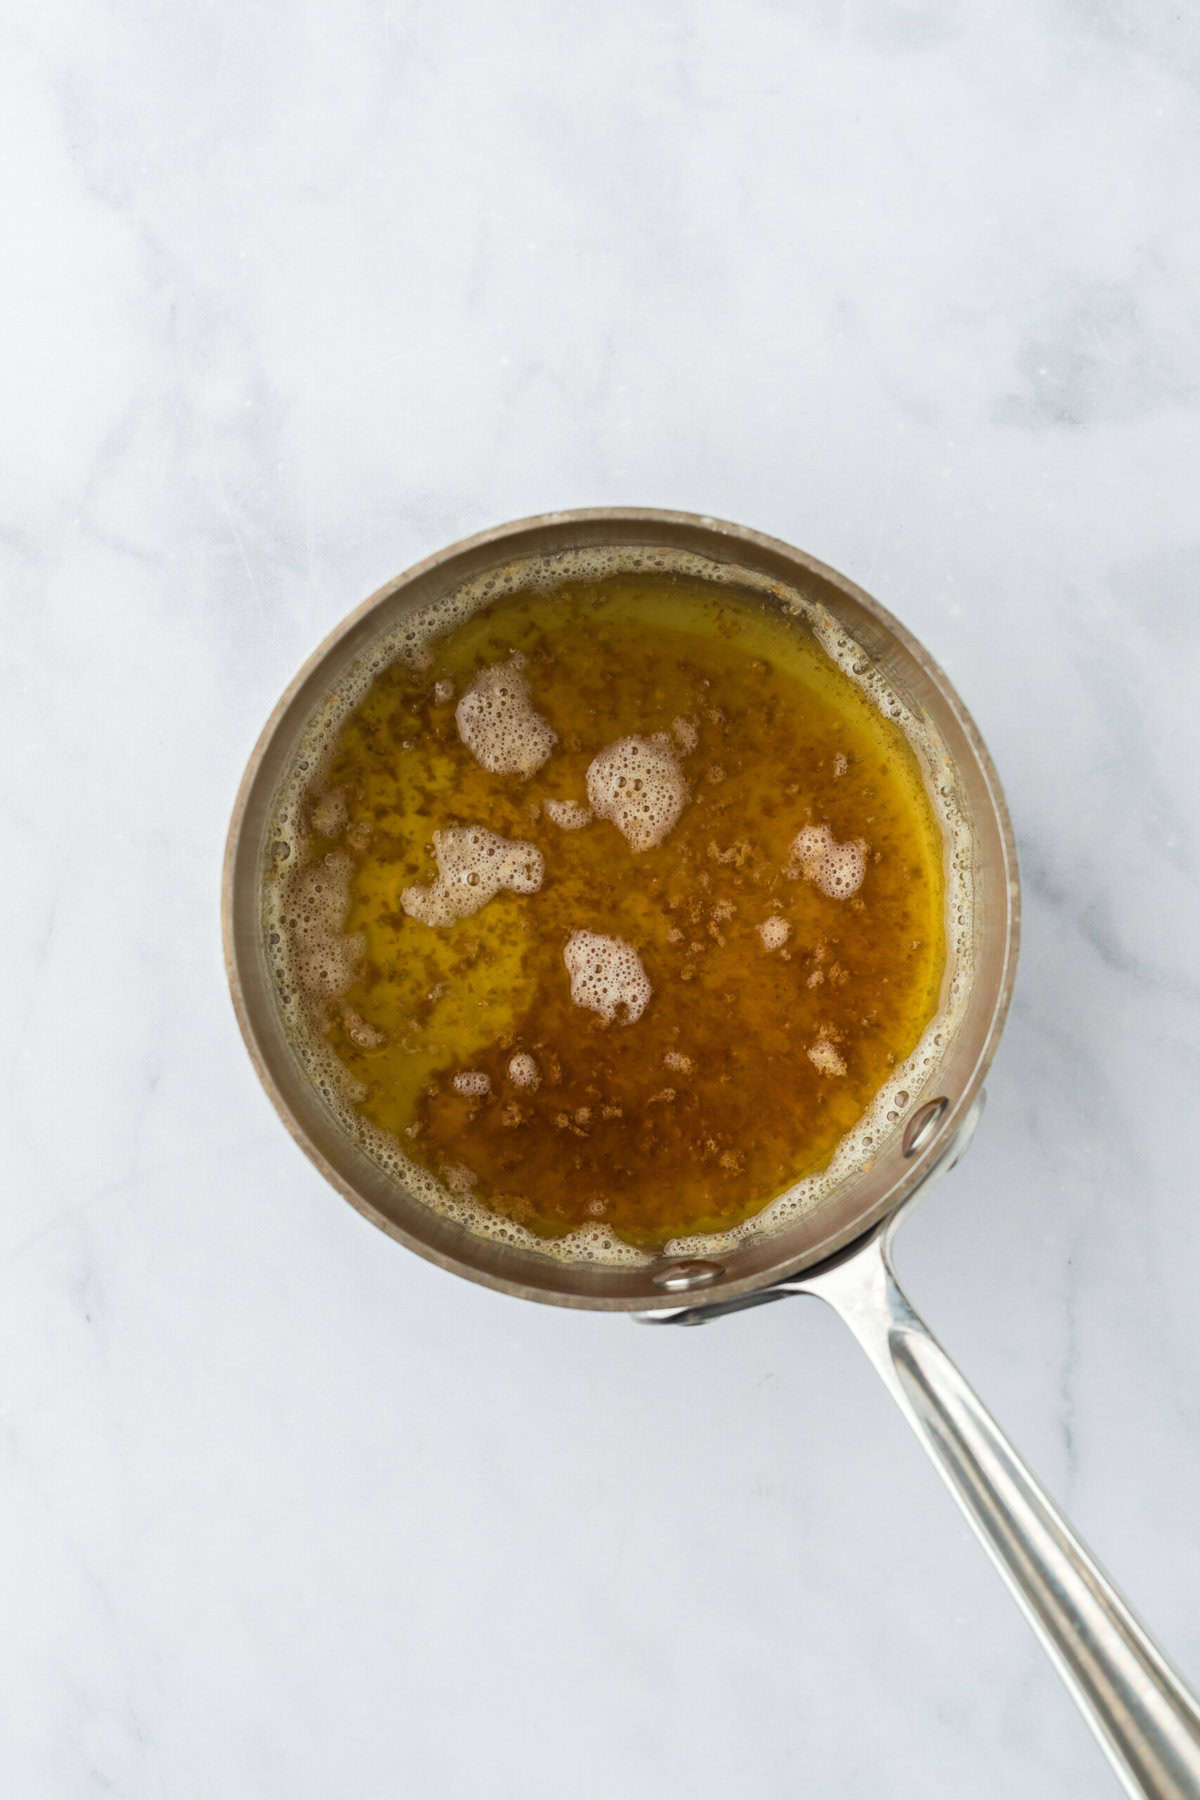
left=798, top=1228, right=1200, bottom=1800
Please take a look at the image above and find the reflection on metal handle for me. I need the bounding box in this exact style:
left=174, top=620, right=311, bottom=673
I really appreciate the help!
left=804, top=1232, right=1200, bottom=1800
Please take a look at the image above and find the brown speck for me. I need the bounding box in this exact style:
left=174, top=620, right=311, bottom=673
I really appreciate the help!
left=708, top=839, right=752, bottom=868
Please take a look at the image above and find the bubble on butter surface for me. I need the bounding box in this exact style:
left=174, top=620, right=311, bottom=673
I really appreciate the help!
left=288, top=851, right=364, bottom=1000
left=456, top=652, right=556, bottom=776
left=545, top=798, right=591, bottom=830
left=789, top=823, right=867, bottom=899
left=401, top=826, right=544, bottom=927
left=507, top=1051, right=541, bottom=1089
left=807, top=1038, right=847, bottom=1076
left=586, top=733, right=686, bottom=852
left=564, top=930, right=652, bottom=1023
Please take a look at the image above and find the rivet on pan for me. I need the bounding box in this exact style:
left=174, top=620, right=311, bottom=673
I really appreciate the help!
left=651, top=1259, right=725, bottom=1291
left=903, top=1096, right=950, bottom=1158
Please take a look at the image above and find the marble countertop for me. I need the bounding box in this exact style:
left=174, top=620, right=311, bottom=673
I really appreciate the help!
left=5, top=3, right=1200, bottom=1795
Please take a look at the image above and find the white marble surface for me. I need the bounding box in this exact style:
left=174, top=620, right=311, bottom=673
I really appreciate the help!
left=4, top=3, right=1200, bottom=1794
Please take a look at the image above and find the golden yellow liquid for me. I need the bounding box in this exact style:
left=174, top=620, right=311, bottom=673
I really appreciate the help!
left=300, top=574, right=946, bottom=1250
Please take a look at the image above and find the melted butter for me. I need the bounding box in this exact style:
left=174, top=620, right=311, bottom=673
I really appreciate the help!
left=303, top=573, right=946, bottom=1250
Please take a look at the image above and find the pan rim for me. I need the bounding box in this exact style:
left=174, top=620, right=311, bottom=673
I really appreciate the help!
left=222, top=508, right=1020, bottom=1310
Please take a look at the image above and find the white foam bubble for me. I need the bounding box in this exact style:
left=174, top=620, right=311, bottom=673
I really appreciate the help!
left=456, top=652, right=556, bottom=776
left=807, top=1038, right=847, bottom=1076
left=433, top=678, right=455, bottom=703
left=311, top=787, right=348, bottom=838
left=586, top=733, right=687, bottom=852
left=442, top=1162, right=477, bottom=1196
left=564, top=930, right=652, bottom=1023
left=452, top=1070, right=491, bottom=1097
left=544, top=798, right=591, bottom=830
left=288, top=851, right=364, bottom=1000
left=757, top=916, right=790, bottom=951
left=664, top=1049, right=694, bottom=1073
left=507, top=1051, right=541, bottom=1089
left=401, top=826, right=544, bottom=927
left=672, top=715, right=698, bottom=752
left=342, top=1006, right=385, bottom=1049
left=789, top=823, right=867, bottom=899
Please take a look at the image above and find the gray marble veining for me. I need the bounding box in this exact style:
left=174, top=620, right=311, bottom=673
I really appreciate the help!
left=2, top=3, right=1199, bottom=1796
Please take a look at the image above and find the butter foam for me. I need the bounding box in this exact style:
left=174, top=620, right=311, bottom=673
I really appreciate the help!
left=564, top=930, right=652, bottom=1024
left=456, top=652, right=556, bottom=777
left=586, top=733, right=687, bottom=852
left=789, top=824, right=867, bottom=899
left=401, top=826, right=544, bottom=927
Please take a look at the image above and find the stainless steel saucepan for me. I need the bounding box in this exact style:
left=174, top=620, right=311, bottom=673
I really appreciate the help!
left=223, top=509, right=1200, bottom=1798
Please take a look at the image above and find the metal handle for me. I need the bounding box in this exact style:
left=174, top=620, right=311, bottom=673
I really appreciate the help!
left=802, top=1230, right=1200, bottom=1799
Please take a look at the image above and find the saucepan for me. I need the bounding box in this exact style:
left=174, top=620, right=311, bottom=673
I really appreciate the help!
left=222, top=510, right=1200, bottom=1797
